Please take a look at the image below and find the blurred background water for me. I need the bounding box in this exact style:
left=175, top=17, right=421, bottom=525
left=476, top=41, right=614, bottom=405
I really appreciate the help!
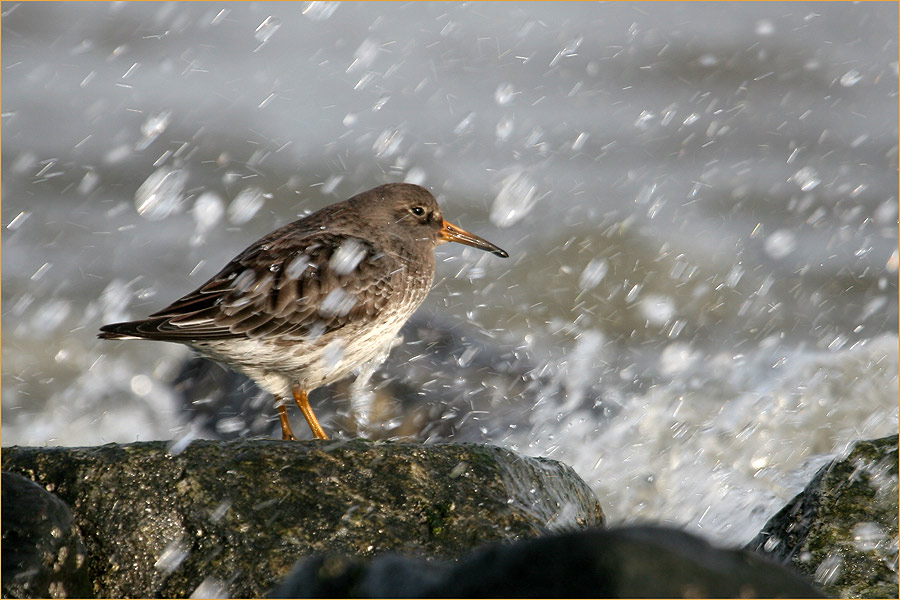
left=2, top=1, right=897, bottom=545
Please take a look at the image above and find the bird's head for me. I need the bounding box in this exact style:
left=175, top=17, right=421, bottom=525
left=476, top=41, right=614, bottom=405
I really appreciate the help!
left=356, top=183, right=508, bottom=259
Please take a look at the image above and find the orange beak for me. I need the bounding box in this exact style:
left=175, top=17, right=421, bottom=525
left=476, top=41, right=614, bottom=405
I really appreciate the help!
left=439, top=220, right=508, bottom=258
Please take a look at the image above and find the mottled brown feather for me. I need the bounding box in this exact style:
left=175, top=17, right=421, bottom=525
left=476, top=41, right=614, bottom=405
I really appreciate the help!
left=127, top=233, right=400, bottom=343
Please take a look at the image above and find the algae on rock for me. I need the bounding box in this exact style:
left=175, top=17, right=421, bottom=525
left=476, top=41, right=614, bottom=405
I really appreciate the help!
left=748, top=435, right=899, bottom=599
left=2, top=439, right=603, bottom=598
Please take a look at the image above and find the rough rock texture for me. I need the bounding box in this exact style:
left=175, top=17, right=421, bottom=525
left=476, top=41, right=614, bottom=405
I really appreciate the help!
left=271, top=525, right=825, bottom=598
left=1, top=471, right=92, bottom=599
left=1, top=439, right=603, bottom=598
left=748, top=435, right=899, bottom=598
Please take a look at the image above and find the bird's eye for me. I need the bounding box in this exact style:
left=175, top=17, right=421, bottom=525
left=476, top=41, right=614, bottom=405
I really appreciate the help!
left=410, top=206, right=426, bottom=217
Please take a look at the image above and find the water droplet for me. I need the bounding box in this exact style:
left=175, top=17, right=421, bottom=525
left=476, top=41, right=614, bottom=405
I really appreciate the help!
left=190, top=577, right=228, bottom=599
left=640, top=294, right=675, bottom=326
left=755, top=19, right=775, bottom=36
left=135, top=167, right=187, bottom=221
left=457, top=346, right=480, bottom=368
left=561, top=35, right=583, bottom=55
left=850, top=522, right=884, bottom=552
left=496, top=115, right=515, bottom=143
left=348, top=38, right=378, bottom=72
left=233, top=269, right=257, bottom=293
left=216, top=417, right=247, bottom=435
left=343, top=112, right=358, bottom=127
left=121, top=61, right=140, bottom=79
left=874, top=199, right=897, bottom=225
left=373, top=128, right=403, bottom=158
left=804, top=58, right=821, bottom=71
left=813, top=552, right=843, bottom=586
left=698, top=53, right=718, bottom=67
left=302, top=1, right=339, bottom=21
left=403, top=167, right=426, bottom=186
left=724, top=264, right=744, bottom=288
left=453, top=112, right=476, bottom=136
left=31, top=299, right=71, bottom=335
left=321, top=174, right=343, bottom=194
left=372, top=94, right=390, bottom=111
left=449, top=462, right=468, bottom=478
left=549, top=35, right=583, bottom=66
left=578, top=258, right=608, bottom=291
left=193, top=192, right=224, bottom=234
left=490, top=170, right=539, bottom=228
left=660, top=342, right=699, bottom=375
left=634, top=111, right=655, bottom=131
left=11, top=151, right=36, bottom=174
left=887, top=249, right=899, bottom=273
left=322, top=338, right=347, bottom=372
left=286, top=254, right=311, bottom=279
left=839, top=69, right=862, bottom=87
left=227, top=187, right=265, bottom=224
left=130, top=374, right=152, bottom=396
left=764, top=229, right=797, bottom=260
left=136, top=109, right=172, bottom=150
left=329, top=239, right=367, bottom=275
left=850, top=134, right=868, bottom=148
left=319, top=288, right=357, bottom=318
left=792, top=166, right=820, bottom=191
left=624, top=283, right=642, bottom=303
left=635, top=183, right=656, bottom=205
left=750, top=454, right=769, bottom=470
left=466, top=266, right=485, bottom=279
left=31, top=262, right=51, bottom=281
left=154, top=540, right=189, bottom=574
left=826, top=334, right=847, bottom=351
left=99, top=279, right=134, bottom=322
left=860, top=296, right=888, bottom=321
left=6, top=210, right=31, bottom=230
left=105, top=144, right=133, bottom=164
left=210, top=8, right=230, bottom=25
left=494, top=83, right=516, bottom=106
left=660, top=105, right=677, bottom=126
left=78, top=170, right=100, bottom=195
left=254, top=16, right=281, bottom=44
left=571, top=132, right=589, bottom=152
left=209, top=499, right=232, bottom=522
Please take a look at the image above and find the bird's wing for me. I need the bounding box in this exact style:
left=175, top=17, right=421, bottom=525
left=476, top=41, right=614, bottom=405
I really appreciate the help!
left=122, top=232, right=402, bottom=342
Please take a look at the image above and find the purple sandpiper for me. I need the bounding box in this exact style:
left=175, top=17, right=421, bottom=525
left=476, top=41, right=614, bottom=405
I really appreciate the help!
left=99, top=183, right=508, bottom=440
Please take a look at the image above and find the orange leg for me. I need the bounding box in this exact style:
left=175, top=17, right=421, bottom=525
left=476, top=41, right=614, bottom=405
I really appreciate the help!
left=292, top=387, right=329, bottom=440
left=275, top=396, right=298, bottom=441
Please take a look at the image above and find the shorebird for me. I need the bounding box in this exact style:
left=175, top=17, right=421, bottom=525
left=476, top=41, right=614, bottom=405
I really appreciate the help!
left=99, top=183, right=508, bottom=440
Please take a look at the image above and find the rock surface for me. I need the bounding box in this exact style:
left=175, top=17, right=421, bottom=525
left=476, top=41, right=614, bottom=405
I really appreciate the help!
left=271, top=525, right=826, bottom=598
left=1, top=439, right=603, bottom=598
left=1, top=471, right=91, bottom=599
left=747, top=434, right=899, bottom=598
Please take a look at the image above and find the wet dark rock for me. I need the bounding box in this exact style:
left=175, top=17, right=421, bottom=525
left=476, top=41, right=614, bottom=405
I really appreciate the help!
left=1, top=471, right=91, bottom=599
left=748, top=435, right=899, bottom=598
left=270, top=525, right=826, bottom=598
left=173, top=312, right=618, bottom=442
left=2, top=439, right=603, bottom=598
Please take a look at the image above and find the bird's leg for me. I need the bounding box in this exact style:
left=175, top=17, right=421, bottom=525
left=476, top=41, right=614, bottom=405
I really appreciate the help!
left=275, top=395, right=298, bottom=441
left=292, top=386, right=329, bottom=440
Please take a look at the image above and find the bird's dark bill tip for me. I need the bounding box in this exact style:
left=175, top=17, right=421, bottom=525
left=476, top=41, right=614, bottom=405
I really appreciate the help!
left=440, top=220, right=508, bottom=258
